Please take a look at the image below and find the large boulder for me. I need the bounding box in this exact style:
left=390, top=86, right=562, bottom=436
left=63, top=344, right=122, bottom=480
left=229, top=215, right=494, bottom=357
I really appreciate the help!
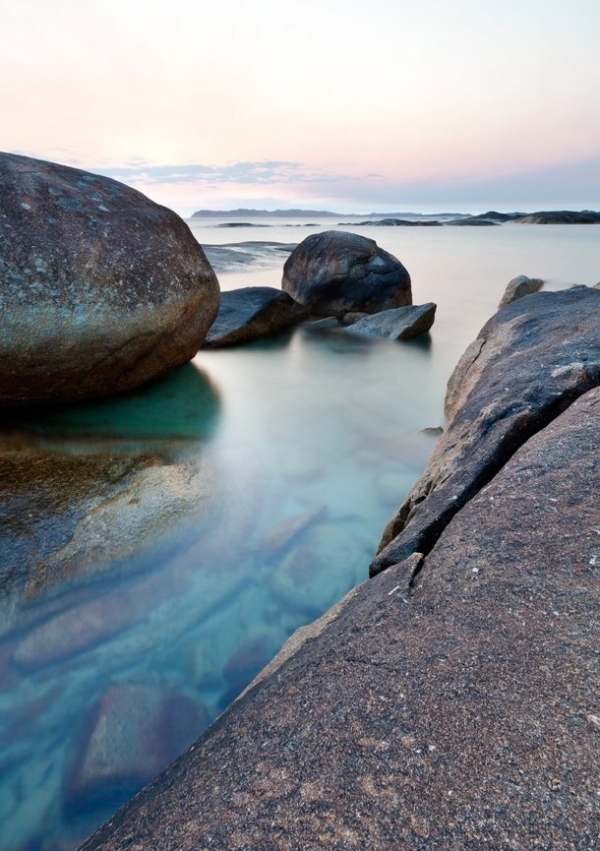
left=203, top=286, right=308, bottom=348
left=281, top=230, right=411, bottom=316
left=0, top=152, right=220, bottom=406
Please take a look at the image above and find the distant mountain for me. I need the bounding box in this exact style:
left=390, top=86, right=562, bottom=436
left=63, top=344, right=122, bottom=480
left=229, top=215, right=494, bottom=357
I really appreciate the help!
left=190, top=208, right=600, bottom=223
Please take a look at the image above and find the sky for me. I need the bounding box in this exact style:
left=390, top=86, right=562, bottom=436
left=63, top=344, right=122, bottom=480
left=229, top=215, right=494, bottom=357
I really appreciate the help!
left=2, top=0, right=600, bottom=215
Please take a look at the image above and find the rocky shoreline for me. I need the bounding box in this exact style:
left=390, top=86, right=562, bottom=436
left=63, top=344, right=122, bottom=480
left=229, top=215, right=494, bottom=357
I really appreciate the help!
left=2, top=153, right=599, bottom=850
left=80, top=285, right=600, bottom=851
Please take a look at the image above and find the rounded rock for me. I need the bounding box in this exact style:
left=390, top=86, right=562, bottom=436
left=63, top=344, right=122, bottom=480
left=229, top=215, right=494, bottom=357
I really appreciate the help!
left=0, top=152, right=220, bottom=406
left=281, top=230, right=411, bottom=316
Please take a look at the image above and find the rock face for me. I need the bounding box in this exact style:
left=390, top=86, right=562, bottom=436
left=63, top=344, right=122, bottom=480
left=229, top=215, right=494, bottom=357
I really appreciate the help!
left=345, top=302, right=436, bottom=341
left=498, top=274, right=544, bottom=308
left=372, top=286, right=600, bottom=575
left=281, top=230, right=411, bottom=316
left=80, top=284, right=600, bottom=851
left=203, top=286, right=308, bottom=348
left=0, top=152, right=220, bottom=406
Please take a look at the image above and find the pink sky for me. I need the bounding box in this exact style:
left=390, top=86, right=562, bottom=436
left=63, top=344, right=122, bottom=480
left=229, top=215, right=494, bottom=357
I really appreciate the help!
left=2, top=0, right=600, bottom=214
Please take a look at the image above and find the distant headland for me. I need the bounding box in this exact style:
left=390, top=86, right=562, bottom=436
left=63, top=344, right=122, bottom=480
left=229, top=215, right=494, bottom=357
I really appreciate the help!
left=191, top=208, right=600, bottom=224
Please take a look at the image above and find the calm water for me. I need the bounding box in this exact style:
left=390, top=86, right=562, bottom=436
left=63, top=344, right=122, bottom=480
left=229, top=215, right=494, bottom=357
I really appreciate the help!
left=0, top=218, right=598, bottom=851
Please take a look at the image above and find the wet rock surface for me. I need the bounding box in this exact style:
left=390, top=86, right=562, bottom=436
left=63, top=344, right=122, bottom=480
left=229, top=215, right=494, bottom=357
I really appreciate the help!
left=203, top=286, right=308, bottom=348
left=372, top=286, right=600, bottom=575
left=0, top=152, right=219, bottom=406
left=345, top=302, right=436, bottom=341
left=80, top=384, right=600, bottom=851
left=498, top=273, right=544, bottom=308
left=282, top=230, right=411, bottom=316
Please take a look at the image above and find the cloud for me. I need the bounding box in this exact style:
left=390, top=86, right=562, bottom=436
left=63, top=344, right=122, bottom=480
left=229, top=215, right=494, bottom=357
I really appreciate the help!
left=94, top=160, right=367, bottom=188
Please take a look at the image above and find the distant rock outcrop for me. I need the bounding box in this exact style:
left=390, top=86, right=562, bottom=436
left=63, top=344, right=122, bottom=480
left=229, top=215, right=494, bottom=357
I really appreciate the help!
left=445, top=216, right=499, bottom=226
left=203, top=287, right=308, bottom=348
left=515, top=210, right=600, bottom=224
left=0, top=152, right=219, bottom=406
left=282, top=230, right=411, bottom=316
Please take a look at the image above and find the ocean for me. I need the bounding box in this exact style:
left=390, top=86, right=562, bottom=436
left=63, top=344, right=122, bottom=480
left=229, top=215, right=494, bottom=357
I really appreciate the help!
left=0, top=216, right=598, bottom=851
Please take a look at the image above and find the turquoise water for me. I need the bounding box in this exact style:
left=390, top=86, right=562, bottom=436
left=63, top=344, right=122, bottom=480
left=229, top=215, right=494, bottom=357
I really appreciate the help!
left=0, top=220, right=598, bottom=851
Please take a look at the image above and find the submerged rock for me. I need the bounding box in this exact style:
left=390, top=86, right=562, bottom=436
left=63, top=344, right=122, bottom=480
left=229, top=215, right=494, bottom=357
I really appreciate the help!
left=0, top=365, right=220, bottom=605
left=0, top=152, right=219, bottom=406
left=203, top=286, right=308, bottom=348
left=282, top=230, right=411, bottom=316
left=498, top=274, right=544, bottom=308
left=66, top=684, right=208, bottom=811
left=345, top=302, right=436, bottom=341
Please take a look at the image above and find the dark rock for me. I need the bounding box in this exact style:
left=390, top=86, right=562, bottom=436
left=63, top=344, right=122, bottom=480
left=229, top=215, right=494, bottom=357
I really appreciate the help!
left=371, top=286, right=600, bottom=576
left=515, top=209, right=600, bottom=224
left=203, top=287, right=308, bottom=348
left=340, top=311, right=369, bottom=325
left=215, top=222, right=270, bottom=228
left=353, top=218, right=442, bottom=227
left=345, top=302, right=436, bottom=341
left=445, top=216, right=499, bottom=226
left=282, top=230, right=411, bottom=316
left=0, top=152, right=219, bottom=406
left=78, top=385, right=600, bottom=851
left=471, top=210, right=522, bottom=222
left=498, top=274, right=544, bottom=308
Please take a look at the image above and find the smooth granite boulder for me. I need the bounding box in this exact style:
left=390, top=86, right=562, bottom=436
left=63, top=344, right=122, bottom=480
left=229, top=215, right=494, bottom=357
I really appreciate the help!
left=0, top=152, right=219, bottom=406
left=282, top=230, right=411, bottom=316
left=498, top=274, right=544, bottom=308
left=80, top=385, right=600, bottom=850
left=345, top=302, right=436, bottom=341
left=372, top=286, right=600, bottom=576
left=203, top=286, right=308, bottom=348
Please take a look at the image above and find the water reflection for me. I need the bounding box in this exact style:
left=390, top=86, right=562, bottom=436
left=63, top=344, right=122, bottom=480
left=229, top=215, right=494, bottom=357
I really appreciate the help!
left=12, top=362, right=221, bottom=447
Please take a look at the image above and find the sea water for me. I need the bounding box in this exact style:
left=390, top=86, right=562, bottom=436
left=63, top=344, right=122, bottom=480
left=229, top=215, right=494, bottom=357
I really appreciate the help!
left=0, top=218, right=598, bottom=851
